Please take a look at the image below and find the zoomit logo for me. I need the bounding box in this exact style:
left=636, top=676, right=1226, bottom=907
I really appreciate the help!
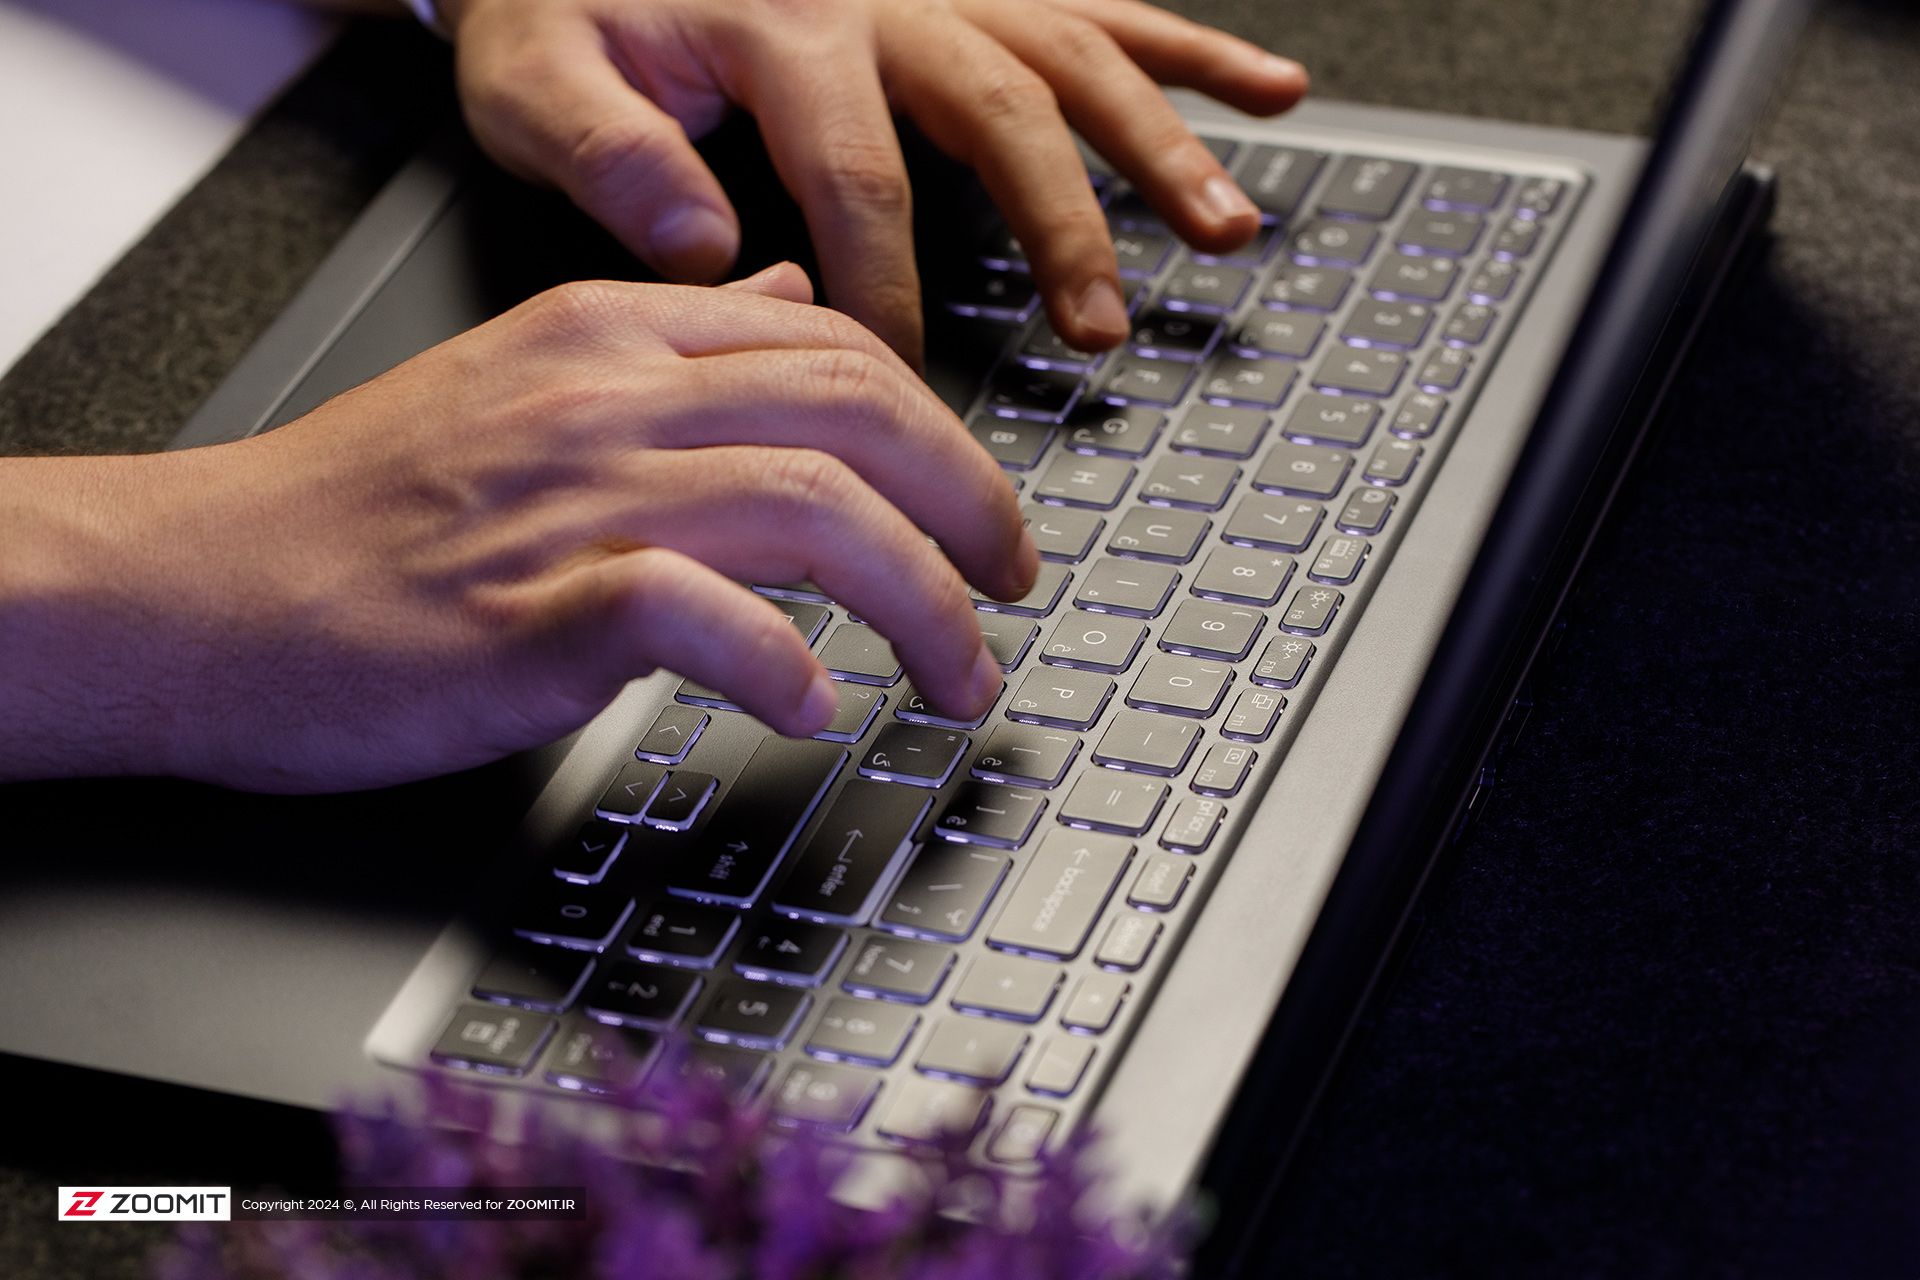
left=59, top=1187, right=231, bottom=1221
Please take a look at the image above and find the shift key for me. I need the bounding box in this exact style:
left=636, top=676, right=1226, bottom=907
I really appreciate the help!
left=988, top=830, right=1134, bottom=960
left=667, top=737, right=845, bottom=905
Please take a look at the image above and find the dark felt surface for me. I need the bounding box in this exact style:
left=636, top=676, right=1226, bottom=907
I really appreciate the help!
left=2, top=0, right=1917, bottom=1276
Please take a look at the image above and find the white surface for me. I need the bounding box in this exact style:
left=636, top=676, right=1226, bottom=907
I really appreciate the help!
left=0, top=0, right=339, bottom=380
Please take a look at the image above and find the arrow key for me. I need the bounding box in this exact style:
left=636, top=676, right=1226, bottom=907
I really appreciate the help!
left=642, top=771, right=718, bottom=832
left=635, top=705, right=708, bottom=764
left=553, top=819, right=630, bottom=885
left=594, top=764, right=667, bottom=825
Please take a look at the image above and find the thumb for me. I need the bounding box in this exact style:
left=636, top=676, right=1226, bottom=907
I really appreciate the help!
left=720, top=262, right=816, bottom=304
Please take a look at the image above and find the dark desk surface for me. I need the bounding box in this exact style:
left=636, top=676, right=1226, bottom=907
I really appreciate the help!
left=2, top=1, right=1916, bottom=1275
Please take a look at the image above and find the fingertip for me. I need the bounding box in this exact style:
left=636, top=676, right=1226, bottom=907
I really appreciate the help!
left=647, top=203, right=741, bottom=283
left=1066, top=276, right=1131, bottom=351
left=793, top=672, right=841, bottom=737
left=723, top=261, right=817, bottom=305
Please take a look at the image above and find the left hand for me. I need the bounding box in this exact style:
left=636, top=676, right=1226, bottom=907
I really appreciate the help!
left=435, top=0, right=1308, bottom=366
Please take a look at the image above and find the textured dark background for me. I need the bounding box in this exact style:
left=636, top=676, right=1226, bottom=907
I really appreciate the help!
left=1, top=0, right=1916, bottom=1275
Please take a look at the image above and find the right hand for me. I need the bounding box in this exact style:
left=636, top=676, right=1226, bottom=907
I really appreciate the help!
left=4, top=264, right=1034, bottom=792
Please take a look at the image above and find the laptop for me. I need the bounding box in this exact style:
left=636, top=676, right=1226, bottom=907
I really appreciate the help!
left=0, top=0, right=1808, bottom=1268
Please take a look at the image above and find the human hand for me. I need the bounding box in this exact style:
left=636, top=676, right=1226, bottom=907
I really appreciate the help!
left=437, top=0, right=1307, bottom=365
left=0, top=266, right=1033, bottom=792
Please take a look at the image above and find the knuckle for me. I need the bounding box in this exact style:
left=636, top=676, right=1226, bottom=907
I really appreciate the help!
left=1050, top=17, right=1120, bottom=67
left=975, top=65, right=1057, bottom=127
left=763, top=447, right=857, bottom=522
left=525, top=279, right=632, bottom=340
left=566, top=115, right=685, bottom=206
left=814, top=138, right=912, bottom=217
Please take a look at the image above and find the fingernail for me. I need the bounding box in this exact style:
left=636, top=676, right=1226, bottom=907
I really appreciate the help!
left=1073, top=276, right=1130, bottom=346
left=970, top=646, right=1005, bottom=713
left=800, top=673, right=840, bottom=732
left=1201, top=174, right=1259, bottom=228
left=1262, top=53, right=1308, bottom=82
left=648, top=204, right=737, bottom=275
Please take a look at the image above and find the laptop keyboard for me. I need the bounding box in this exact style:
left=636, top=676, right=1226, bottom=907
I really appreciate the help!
left=424, top=135, right=1578, bottom=1163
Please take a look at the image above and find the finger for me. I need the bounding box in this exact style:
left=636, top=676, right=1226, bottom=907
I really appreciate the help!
left=457, top=28, right=741, bottom=281
left=543, top=546, right=838, bottom=738
left=879, top=10, right=1129, bottom=352
left=728, top=39, right=926, bottom=367
left=598, top=449, right=1003, bottom=718
left=650, top=348, right=1037, bottom=601
left=720, top=262, right=816, bottom=304
left=959, top=1, right=1260, bottom=253
left=1040, top=0, right=1308, bottom=114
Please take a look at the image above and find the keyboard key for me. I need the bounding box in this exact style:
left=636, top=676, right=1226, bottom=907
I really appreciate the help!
left=1034, top=454, right=1136, bottom=509
left=431, top=1004, right=555, bottom=1077
left=1026, top=1035, right=1095, bottom=1096
left=1159, top=599, right=1264, bottom=661
left=972, top=724, right=1081, bottom=787
left=642, top=771, right=717, bottom=831
left=754, top=580, right=830, bottom=604
left=772, top=1061, right=881, bottom=1131
left=986, top=364, right=1082, bottom=421
left=654, top=1042, right=772, bottom=1102
left=1063, top=403, right=1166, bottom=456
left=948, top=270, right=1037, bottom=321
left=1172, top=404, right=1270, bottom=458
left=1059, top=772, right=1169, bottom=835
left=1365, top=438, right=1423, bottom=486
left=934, top=781, right=1048, bottom=847
left=844, top=936, right=954, bottom=1003
left=676, top=679, right=742, bottom=711
left=1161, top=262, right=1252, bottom=312
left=594, top=766, right=666, bottom=826
left=1370, top=252, right=1458, bottom=302
left=1290, top=217, right=1378, bottom=266
left=1129, top=853, right=1194, bottom=910
left=1062, top=972, right=1131, bottom=1032
left=1192, top=221, right=1282, bottom=267
left=1023, top=503, right=1105, bottom=562
left=1443, top=302, right=1495, bottom=346
left=1110, top=227, right=1174, bottom=276
left=1313, top=347, right=1405, bottom=397
left=1139, top=457, right=1240, bottom=512
left=472, top=941, right=595, bottom=1013
left=1201, top=355, right=1297, bottom=408
left=1127, top=653, right=1234, bottom=717
left=586, top=960, right=702, bottom=1027
left=808, top=995, right=919, bottom=1064
left=1253, top=440, right=1352, bottom=499
left=1492, top=216, right=1540, bottom=259
left=1309, top=534, right=1370, bottom=585
left=876, top=1076, right=990, bottom=1145
left=1424, top=166, right=1507, bottom=212
left=1074, top=557, right=1180, bottom=616
left=1092, top=709, right=1203, bottom=775
left=1264, top=264, right=1351, bottom=312
left=762, top=1056, right=870, bottom=1128
left=1235, top=143, right=1324, bottom=220
left=1316, top=155, right=1415, bottom=220
left=696, top=978, right=809, bottom=1050
left=1253, top=636, right=1316, bottom=688
left=1234, top=311, right=1322, bottom=361
left=1284, top=393, right=1381, bottom=447
left=951, top=952, right=1064, bottom=1022
left=1016, top=317, right=1099, bottom=371
left=1221, top=688, right=1284, bottom=744
left=554, top=819, right=629, bottom=884
left=1342, top=299, right=1434, bottom=349
left=735, top=919, right=848, bottom=987
left=664, top=736, right=844, bottom=905
left=629, top=899, right=740, bottom=967
left=1006, top=668, right=1115, bottom=731
left=977, top=614, right=1041, bottom=669
left=1191, top=742, right=1257, bottom=797
left=1198, top=134, right=1238, bottom=164
left=988, top=829, right=1133, bottom=958
left=1337, top=486, right=1395, bottom=534
left=879, top=842, right=1009, bottom=941
left=774, top=779, right=931, bottom=924
left=1515, top=175, right=1565, bottom=216
left=859, top=723, right=968, bottom=787
left=814, top=683, right=885, bottom=743
left=1417, top=347, right=1472, bottom=392
left=1396, top=208, right=1484, bottom=256
left=1101, top=353, right=1195, bottom=406
left=515, top=885, right=635, bottom=953
left=1390, top=390, right=1448, bottom=438
left=896, top=682, right=997, bottom=730
left=1467, top=258, right=1519, bottom=302
left=972, top=561, right=1071, bottom=615
left=543, top=1019, right=659, bottom=1094
left=1192, top=546, right=1293, bottom=606
left=989, top=1104, right=1059, bottom=1164
left=1281, top=586, right=1343, bottom=636
left=1223, top=493, right=1323, bottom=552
left=968, top=414, right=1054, bottom=470
left=1095, top=913, right=1163, bottom=971
left=635, top=705, right=708, bottom=764
left=1041, top=612, right=1147, bottom=673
